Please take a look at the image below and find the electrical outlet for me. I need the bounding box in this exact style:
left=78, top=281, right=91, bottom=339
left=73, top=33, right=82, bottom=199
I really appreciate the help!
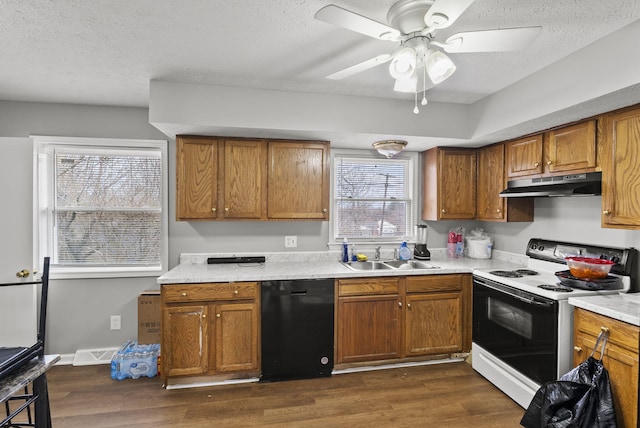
left=284, top=235, right=297, bottom=248
left=110, top=315, right=121, bottom=330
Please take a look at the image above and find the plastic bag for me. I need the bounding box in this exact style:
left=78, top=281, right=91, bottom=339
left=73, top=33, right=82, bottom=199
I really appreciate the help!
left=520, top=331, right=617, bottom=427
left=466, top=228, right=493, bottom=259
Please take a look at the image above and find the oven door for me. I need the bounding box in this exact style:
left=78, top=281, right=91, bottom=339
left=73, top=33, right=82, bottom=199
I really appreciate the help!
left=473, top=276, right=558, bottom=384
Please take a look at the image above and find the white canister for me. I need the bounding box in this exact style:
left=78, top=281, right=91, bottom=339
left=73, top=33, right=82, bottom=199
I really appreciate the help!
left=467, top=237, right=493, bottom=259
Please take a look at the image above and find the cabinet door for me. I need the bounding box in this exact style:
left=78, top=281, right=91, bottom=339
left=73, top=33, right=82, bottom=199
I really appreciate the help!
left=601, top=108, right=640, bottom=229
left=213, top=302, right=259, bottom=372
left=574, top=332, right=638, bottom=428
left=477, top=144, right=506, bottom=221
left=176, top=137, right=218, bottom=220
left=267, top=141, right=330, bottom=219
left=220, top=139, right=267, bottom=219
left=438, top=148, right=476, bottom=219
left=337, top=295, right=401, bottom=363
left=405, top=292, right=463, bottom=356
left=162, top=304, right=209, bottom=377
left=545, top=120, right=596, bottom=173
left=506, top=135, right=543, bottom=178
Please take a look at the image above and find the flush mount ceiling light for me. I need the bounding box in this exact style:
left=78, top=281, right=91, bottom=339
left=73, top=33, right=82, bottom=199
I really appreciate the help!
left=373, top=140, right=408, bottom=158
left=315, top=0, right=542, bottom=113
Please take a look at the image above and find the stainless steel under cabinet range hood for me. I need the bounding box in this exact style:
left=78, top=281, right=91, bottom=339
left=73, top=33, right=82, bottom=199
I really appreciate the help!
left=499, top=172, right=602, bottom=198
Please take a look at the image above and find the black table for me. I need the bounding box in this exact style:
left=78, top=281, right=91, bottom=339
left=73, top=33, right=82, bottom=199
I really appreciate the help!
left=0, top=354, right=59, bottom=428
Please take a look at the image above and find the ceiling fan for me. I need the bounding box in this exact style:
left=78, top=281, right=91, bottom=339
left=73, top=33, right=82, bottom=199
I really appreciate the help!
left=315, top=0, right=541, bottom=113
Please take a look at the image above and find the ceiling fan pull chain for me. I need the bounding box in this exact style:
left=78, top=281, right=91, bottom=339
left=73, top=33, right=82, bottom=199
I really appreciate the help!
left=413, top=90, right=419, bottom=114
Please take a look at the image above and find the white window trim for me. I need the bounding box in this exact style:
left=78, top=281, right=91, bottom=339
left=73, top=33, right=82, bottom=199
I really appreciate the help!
left=32, top=135, right=169, bottom=279
left=328, top=148, right=420, bottom=250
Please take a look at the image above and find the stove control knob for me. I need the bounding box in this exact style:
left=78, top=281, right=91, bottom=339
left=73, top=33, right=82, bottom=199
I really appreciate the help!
left=530, top=244, right=537, bottom=250
left=611, top=256, right=620, bottom=264
left=539, top=245, right=544, bottom=251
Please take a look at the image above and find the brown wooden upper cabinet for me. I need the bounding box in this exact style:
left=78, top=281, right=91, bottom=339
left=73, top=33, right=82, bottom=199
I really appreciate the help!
left=506, top=120, right=597, bottom=179
left=267, top=141, right=330, bottom=220
left=477, top=143, right=533, bottom=222
left=422, top=147, right=477, bottom=220
left=600, top=106, right=640, bottom=229
left=176, top=136, right=329, bottom=221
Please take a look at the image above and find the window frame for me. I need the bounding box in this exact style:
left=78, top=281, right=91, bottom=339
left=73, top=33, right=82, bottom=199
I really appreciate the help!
left=33, top=136, right=169, bottom=279
left=330, top=148, right=419, bottom=248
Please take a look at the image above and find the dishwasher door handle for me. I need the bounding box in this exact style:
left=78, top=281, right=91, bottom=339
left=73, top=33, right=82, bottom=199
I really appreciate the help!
left=290, top=290, right=308, bottom=295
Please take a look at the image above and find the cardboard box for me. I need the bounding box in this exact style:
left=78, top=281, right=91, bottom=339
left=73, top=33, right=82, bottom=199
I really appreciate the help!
left=138, top=290, right=161, bottom=345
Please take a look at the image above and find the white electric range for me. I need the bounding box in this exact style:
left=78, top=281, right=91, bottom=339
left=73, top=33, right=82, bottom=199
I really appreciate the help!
left=471, top=238, right=637, bottom=408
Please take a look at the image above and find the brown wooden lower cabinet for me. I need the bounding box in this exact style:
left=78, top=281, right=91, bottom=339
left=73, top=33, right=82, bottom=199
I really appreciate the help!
left=573, top=307, right=639, bottom=428
left=335, top=274, right=472, bottom=366
left=161, top=282, right=259, bottom=385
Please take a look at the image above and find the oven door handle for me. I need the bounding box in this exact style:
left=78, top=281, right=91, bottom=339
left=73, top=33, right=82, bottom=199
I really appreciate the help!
left=476, top=278, right=554, bottom=308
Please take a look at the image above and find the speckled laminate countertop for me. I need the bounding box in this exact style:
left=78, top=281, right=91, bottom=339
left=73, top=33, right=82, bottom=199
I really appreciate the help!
left=158, top=249, right=527, bottom=284
left=568, top=294, right=640, bottom=326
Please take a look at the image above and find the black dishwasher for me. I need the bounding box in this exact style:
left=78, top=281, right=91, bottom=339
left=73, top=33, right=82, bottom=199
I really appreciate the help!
left=260, top=278, right=334, bottom=382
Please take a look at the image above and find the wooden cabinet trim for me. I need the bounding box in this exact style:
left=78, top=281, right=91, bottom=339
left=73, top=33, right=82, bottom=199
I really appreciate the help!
left=338, top=277, right=400, bottom=296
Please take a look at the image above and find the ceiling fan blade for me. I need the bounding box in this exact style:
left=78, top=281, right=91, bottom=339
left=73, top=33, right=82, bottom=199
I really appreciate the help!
left=438, top=27, right=542, bottom=53
left=425, top=0, right=476, bottom=30
left=326, top=54, right=393, bottom=80
left=315, top=4, right=401, bottom=41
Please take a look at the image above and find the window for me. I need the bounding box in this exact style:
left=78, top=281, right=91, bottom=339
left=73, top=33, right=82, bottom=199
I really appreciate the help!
left=34, top=136, right=168, bottom=278
left=332, top=151, right=417, bottom=243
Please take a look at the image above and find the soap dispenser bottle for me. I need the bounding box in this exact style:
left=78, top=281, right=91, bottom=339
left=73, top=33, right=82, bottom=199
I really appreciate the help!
left=342, top=238, right=349, bottom=262
left=398, top=239, right=412, bottom=261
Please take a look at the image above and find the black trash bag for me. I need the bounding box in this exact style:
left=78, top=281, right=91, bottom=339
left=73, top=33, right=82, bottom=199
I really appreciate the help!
left=521, top=332, right=617, bottom=428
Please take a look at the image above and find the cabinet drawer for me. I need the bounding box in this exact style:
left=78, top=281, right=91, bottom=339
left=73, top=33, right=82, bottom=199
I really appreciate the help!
left=162, top=282, right=259, bottom=303
left=406, top=274, right=464, bottom=293
left=338, top=277, right=399, bottom=296
left=574, top=308, right=639, bottom=353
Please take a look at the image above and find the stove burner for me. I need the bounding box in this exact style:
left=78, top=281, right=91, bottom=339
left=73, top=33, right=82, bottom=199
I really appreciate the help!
left=538, top=284, right=573, bottom=292
left=515, top=269, right=539, bottom=276
left=489, top=270, right=523, bottom=278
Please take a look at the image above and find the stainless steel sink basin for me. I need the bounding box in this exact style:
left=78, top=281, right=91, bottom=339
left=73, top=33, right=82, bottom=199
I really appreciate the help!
left=341, top=261, right=394, bottom=271
left=382, top=260, right=440, bottom=270
left=342, top=260, right=440, bottom=271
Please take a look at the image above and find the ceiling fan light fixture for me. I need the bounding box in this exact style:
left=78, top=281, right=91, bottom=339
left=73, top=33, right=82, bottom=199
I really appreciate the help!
left=393, top=74, right=418, bottom=93
left=373, top=140, right=408, bottom=158
left=389, top=47, right=417, bottom=80
left=425, top=49, right=456, bottom=84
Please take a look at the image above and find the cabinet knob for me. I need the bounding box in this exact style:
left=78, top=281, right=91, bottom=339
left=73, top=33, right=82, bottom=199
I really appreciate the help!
left=496, top=208, right=502, bottom=213
left=216, top=313, right=221, bottom=318
left=602, top=210, right=611, bottom=215
left=398, top=301, right=402, bottom=307
left=202, top=314, right=206, bottom=319
left=16, top=269, right=30, bottom=278
left=534, top=162, right=540, bottom=167
left=600, top=326, right=610, bottom=334
left=233, top=290, right=239, bottom=295
left=212, top=207, right=217, bottom=213
left=546, top=160, right=552, bottom=166
left=322, top=208, right=327, bottom=213
left=407, top=303, right=411, bottom=309
left=181, top=292, right=187, bottom=297
left=224, top=207, right=229, bottom=212
left=574, top=346, right=582, bottom=353
left=441, top=209, right=446, bottom=214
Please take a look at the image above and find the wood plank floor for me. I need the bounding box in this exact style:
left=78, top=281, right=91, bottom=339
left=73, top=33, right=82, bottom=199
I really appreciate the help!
left=43, top=362, right=525, bottom=427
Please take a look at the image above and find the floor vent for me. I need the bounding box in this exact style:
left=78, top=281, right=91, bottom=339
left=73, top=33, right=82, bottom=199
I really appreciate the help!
left=73, top=347, right=118, bottom=366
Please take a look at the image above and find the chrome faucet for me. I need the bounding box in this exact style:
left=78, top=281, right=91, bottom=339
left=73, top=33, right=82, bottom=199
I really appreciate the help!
left=374, top=246, right=381, bottom=261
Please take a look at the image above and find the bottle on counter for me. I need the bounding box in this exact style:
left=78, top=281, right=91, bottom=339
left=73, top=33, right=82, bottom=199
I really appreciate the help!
left=351, top=244, right=357, bottom=262
left=447, top=230, right=457, bottom=258
left=342, top=238, right=349, bottom=262
left=398, top=240, right=412, bottom=261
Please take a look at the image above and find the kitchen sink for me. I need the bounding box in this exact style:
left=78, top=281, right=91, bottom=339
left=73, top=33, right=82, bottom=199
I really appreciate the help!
left=341, top=260, right=440, bottom=271
left=341, top=261, right=393, bottom=271
left=382, top=260, right=440, bottom=270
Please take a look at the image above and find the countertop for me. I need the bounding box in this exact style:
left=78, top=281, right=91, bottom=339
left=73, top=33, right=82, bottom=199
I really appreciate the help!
left=158, top=249, right=527, bottom=284
left=568, top=294, right=640, bottom=327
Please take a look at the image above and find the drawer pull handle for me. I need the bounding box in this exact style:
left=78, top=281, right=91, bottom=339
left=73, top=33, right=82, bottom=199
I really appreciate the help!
left=212, top=207, right=217, bottom=213
left=181, top=292, right=187, bottom=297
left=574, top=346, right=582, bottom=353
left=234, top=290, right=239, bottom=295
left=602, top=210, right=611, bottom=215
left=600, top=326, right=610, bottom=334
left=216, top=313, right=221, bottom=318
left=202, top=314, right=206, bottom=319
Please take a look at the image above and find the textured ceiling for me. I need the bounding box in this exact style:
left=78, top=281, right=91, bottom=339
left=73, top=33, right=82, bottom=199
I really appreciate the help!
left=2, top=0, right=640, bottom=109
